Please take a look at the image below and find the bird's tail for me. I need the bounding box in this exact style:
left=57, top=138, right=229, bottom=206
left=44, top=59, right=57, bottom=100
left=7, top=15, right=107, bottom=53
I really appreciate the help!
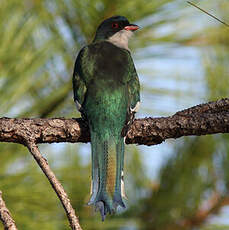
left=88, top=131, right=126, bottom=221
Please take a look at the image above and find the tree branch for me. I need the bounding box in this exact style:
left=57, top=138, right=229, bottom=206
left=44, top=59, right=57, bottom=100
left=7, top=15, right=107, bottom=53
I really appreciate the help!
left=0, top=98, right=229, bottom=146
left=26, top=142, right=82, bottom=230
left=0, top=98, right=229, bottom=229
left=0, top=191, right=18, bottom=230
left=179, top=192, right=229, bottom=228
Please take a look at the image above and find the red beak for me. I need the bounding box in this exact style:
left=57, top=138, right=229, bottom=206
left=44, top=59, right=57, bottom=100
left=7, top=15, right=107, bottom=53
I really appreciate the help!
left=124, top=24, right=139, bottom=31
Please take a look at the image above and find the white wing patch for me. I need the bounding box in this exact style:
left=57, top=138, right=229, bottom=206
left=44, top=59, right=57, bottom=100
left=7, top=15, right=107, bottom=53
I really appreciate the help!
left=130, top=101, right=140, bottom=112
left=121, top=170, right=128, bottom=199
left=75, top=100, right=82, bottom=111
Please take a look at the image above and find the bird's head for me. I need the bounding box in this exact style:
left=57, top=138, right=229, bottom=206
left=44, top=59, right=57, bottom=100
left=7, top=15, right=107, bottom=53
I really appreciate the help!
left=94, top=16, right=139, bottom=45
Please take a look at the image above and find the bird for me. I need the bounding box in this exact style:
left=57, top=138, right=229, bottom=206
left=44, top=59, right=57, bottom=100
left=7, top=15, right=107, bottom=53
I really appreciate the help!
left=72, top=16, right=140, bottom=221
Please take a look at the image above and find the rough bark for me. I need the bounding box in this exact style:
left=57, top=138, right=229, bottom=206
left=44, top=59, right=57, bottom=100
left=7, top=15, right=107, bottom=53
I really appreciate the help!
left=1, top=98, right=229, bottom=230
left=0, top=98, right=228, bottom=146
left=0, top=191, right=18, bottom=230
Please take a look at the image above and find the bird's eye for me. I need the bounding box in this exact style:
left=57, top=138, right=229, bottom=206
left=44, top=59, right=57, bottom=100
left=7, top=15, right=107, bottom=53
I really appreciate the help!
left=111, top=22, right=119, bottom=29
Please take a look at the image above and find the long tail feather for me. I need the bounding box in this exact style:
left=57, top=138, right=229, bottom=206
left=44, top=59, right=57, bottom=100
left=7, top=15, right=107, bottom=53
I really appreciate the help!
left=88, top=131, right=99, bottom=205
left=88, top=132, right=126, bottom=220
left=113, top=138, right=126, bottom=208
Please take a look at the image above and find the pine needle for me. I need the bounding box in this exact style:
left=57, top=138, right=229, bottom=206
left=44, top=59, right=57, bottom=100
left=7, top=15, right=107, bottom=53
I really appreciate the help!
left=187, top=1, right=229, bottom=28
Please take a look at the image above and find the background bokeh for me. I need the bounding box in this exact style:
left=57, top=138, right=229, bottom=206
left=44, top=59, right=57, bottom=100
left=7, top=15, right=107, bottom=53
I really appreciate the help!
left=0, top=0, right=229, bottom=229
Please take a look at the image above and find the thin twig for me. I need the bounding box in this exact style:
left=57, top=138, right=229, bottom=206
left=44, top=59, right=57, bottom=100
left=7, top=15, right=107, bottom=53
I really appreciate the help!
left=26, top=142, right=82, bottom=230
left=180, top=192, right=229, bottom=228
left=0, top=191, right=18, bottom=230
left=187, top=1, right=229, bottom=27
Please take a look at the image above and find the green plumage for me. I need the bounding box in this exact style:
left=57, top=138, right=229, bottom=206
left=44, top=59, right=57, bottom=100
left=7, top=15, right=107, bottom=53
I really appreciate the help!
left=73, top=16, right=140, bottom=220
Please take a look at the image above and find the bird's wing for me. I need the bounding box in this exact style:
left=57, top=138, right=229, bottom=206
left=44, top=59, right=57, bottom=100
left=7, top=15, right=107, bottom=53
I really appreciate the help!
left=127, top=52, right=140, bottom=111
left=122, top=55, right=140, bottom=136
left=128, top=70, right=140, bottom=111
left=72, top=48, right=87, bottom=114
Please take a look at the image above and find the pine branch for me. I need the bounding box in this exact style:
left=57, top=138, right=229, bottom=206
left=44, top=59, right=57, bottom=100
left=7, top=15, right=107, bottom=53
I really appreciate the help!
left=0, top=191, right=18, bottom=230
left=0, top=98, right=228, bottom=146
left=180, top=192, right=229, bottom=228
left=26, top=142, right=82, bottom=230
left=0, top=98, right=229, bottom=229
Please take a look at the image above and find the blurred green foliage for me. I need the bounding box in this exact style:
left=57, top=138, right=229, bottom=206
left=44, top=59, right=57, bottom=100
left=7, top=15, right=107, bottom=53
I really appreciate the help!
left=0, top=0, right=229, bottom=229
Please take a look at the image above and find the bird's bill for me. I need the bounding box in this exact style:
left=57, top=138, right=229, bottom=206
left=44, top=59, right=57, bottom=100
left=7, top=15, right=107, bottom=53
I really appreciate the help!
left=124, top=24, right=139, bottom=31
